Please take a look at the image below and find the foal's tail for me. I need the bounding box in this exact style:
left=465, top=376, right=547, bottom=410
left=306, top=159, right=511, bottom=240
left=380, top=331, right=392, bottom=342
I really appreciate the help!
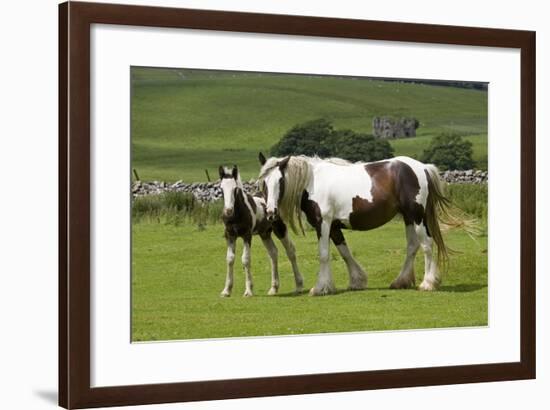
left=424, top=165, right=479, bottom=270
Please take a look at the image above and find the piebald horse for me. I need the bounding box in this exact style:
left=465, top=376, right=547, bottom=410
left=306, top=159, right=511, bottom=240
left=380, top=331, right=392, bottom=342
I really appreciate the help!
left=258, top=153, right=454, bottom=296
left=219, top=165, right=304, bottom=297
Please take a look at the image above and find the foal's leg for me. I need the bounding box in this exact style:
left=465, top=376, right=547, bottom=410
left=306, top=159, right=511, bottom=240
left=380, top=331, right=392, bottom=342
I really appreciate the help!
left=416, top=224, right=441, bottom=291
left=220, top=235, right=236, bottom=297
left=310, top=219, right=336, bottom=296
left=330, top=222, right=367, bottom=290
left=273, top=220, right=304, bottom=294
left=242, top=233, right=254, bottom=297
left=260, top=232, right=280, bottom=296
left=390, top=224, right=419, bottom=289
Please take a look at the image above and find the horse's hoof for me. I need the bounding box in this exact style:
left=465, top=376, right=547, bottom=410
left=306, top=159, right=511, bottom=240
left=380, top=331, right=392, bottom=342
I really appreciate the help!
left=220, top=289, right=231, bottom=297
left=348, top=272, right=367, bottom=291
left=309, top=285, right=336, bottom=296
left=293, top=286, right=304, bottom=295
left=390, top=279, right=415, bottom=289
left=243, top=290, right=253, bottom=297
left=418, top=281, right=438, bottom=291
left=267, top=287, right=278, bottom=296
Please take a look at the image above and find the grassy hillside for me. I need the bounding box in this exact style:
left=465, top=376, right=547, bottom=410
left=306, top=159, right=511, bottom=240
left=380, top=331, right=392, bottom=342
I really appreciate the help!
left=131, top=67, right=488, bottom=182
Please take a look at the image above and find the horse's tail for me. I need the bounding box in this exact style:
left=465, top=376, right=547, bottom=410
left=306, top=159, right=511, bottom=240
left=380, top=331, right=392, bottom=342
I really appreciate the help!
left=424, top=165, right=479, bottom=271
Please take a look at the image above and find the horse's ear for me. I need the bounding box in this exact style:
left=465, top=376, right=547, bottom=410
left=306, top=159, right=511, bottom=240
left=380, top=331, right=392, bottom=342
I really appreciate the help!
left=278, top=156, right=290, bottom=170
left=232, top=165, right=238, bottom=179
left=218, top=165, right=225, bottom=179
left=258, top=152, right=267, bottom=166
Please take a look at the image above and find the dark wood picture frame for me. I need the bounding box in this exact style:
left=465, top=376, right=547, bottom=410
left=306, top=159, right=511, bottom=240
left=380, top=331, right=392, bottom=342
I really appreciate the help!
left=59, top=1, right=536, bottom=408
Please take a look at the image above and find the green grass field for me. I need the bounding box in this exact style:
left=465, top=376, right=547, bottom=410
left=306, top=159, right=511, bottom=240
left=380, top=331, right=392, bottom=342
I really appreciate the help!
left=132, top=219, right=487, bottom=341
left=131, top=67, right=488, bottom=182
left=131, top=67, right=488, bottom=341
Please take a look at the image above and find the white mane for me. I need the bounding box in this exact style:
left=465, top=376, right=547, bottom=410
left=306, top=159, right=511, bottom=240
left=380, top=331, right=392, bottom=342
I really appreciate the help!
left=307, top=156, right=353, bottom=166
left=259, top=155, right=353, bottom=177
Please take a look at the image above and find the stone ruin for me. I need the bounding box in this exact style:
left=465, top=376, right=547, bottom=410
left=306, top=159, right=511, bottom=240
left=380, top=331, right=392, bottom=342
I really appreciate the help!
left=372, top=116, right=419, bottom=139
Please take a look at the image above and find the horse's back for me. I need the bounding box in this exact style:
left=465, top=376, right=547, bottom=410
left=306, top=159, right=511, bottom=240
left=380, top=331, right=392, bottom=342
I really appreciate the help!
left=314, top=161, right=375, bottom=203
left=315, top=157, right=431, bottom=230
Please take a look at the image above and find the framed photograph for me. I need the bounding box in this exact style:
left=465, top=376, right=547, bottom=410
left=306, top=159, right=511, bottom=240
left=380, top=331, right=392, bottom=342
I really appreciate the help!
left=59, top=1, right=535, bottom=408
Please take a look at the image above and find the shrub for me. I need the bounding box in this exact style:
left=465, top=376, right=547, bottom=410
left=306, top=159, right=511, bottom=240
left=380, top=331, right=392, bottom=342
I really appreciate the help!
left=271, top=118, right=393, bottom=162
left=331, top=129, right=394, bottom=162
left=420, top=133, right=475, bottom=170
left=270, top=118, right=334, bottom=157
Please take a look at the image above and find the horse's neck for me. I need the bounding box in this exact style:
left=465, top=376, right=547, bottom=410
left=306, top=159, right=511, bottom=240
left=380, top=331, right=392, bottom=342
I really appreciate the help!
left=233, top=188, right=247, bottom=214
left=223, top=188, right=248, bottom=227
left=235, top=175, right=243, bottom=189
left=305, top=159, right=323, bottom=191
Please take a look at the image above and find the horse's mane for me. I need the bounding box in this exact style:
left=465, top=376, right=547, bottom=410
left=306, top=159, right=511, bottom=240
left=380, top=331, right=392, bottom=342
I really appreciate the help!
left=309, top=156, right=353, bottom=166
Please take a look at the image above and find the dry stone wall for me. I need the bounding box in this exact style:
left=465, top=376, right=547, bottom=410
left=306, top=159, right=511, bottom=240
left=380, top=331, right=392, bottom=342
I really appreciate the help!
left=132, top=170, right=487, bottom=202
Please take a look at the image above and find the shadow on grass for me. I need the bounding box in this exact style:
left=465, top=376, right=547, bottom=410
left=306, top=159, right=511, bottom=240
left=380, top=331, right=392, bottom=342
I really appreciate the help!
left=439, top=283, right=487, bottom=293
left=273, top=283, right=486, bottom=297
left=275, top=287, right=369, bottom=297
left=367, top=284, right=487, bottom=293
left=274, top=290, right=307, bottom=297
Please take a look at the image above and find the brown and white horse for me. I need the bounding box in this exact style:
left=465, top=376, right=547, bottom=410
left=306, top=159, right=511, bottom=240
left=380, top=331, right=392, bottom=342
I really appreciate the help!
left=219, top=165, right=304, bottom=297
left=258, top=153, right=456, bottom=296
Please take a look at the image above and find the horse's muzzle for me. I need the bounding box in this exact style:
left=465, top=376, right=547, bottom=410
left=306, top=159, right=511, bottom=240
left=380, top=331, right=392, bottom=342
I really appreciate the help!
left=223, top=208, right=234, bottom=218
left=266, top=209, right=278, bottom=222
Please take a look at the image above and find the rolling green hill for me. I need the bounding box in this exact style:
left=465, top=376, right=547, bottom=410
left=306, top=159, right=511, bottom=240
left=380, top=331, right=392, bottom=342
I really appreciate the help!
left=131, top=67, right=487, bottom=182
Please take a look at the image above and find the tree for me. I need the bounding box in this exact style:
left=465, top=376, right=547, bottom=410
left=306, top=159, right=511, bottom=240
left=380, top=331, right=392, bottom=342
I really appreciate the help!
left=420, top=133, right=475, bottom=170
left=270, top=118, right=334, bottom=157
left=330, top=129, right=394, bottom=162
left=270, top=119, right=394, bottom=162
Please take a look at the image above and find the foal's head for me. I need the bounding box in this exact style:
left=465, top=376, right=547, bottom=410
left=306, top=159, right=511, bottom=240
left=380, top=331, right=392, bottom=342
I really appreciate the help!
left=219, top=165, right=241, bottom=218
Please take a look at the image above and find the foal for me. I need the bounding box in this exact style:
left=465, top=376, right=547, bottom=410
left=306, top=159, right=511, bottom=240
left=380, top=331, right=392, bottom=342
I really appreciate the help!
left=218, top=165, right=303, bottom=297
